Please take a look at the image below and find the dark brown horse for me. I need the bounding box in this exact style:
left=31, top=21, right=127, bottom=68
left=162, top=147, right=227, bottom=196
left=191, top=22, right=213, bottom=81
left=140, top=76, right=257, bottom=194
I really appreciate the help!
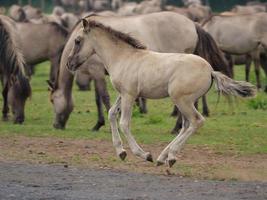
left=0, top=15, right=31, bottom=123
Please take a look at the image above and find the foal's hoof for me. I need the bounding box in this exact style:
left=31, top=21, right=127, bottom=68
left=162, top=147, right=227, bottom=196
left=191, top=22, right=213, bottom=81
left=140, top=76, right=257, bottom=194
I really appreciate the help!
left=118, top=151, right=127, bottom=161
left=168, top=159, right=176, bottom=168
left=156, top=160, right=165, bottom=167
left=145, top=153, right=153, bottom=162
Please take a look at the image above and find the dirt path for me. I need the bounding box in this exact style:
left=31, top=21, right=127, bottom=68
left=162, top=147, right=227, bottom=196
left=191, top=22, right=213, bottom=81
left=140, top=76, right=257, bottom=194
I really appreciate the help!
left=0, top=136, right=266, bottom=181
left=0, top=161, right=266, bottom=200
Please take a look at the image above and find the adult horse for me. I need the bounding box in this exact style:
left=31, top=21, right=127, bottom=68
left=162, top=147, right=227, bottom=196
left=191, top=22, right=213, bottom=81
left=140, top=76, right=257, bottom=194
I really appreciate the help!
left=0, top=15, right=31, bottom=123
left=203, top=13, right=267, bottom=90
left=66, top=19, right=256, bottom=167
left=15, top=21, right=68, bottom=81
left=49, top=12, right=230, bottom=132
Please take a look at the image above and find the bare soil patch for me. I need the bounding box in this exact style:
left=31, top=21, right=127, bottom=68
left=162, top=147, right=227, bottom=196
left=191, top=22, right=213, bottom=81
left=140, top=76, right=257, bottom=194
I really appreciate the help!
left=0, top=135, right=266, bottom=181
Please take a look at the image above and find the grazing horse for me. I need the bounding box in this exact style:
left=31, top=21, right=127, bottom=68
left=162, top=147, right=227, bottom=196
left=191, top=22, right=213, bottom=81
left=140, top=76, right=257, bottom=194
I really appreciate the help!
left=15, top=21, right=68, bottom=82
left=66, top=19, right=256, bottom=167
left=49, top=12, right=230, bottom=132
left=0, top=15, right=31, bottom=123
left=203, top=13, right=267, bottom=90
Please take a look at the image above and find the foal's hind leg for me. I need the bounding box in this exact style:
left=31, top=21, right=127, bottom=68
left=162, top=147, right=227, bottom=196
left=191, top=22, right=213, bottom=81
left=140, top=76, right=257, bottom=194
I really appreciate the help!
left=157, top=116, right=188, bottom=165
left=108, top=96, right=127, bottom=160
left=167, top=99, right=205, bottom=167
left=119, top=94, right=153, bottom=162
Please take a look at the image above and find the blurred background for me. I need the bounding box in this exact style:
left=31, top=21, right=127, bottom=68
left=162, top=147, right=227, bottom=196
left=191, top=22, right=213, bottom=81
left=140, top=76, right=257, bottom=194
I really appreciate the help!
left=0, top=0, right=267, bottom=13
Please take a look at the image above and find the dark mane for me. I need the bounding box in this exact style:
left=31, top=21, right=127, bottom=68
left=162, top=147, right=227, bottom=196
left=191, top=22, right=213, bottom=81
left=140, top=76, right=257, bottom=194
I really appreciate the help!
left=0, top=18, right=31, bottom=99
left=88, top=20, right=147, bottom=50
left=70, top=13, right=99, bottom=33
left=49, top=22, right=68, bottom=38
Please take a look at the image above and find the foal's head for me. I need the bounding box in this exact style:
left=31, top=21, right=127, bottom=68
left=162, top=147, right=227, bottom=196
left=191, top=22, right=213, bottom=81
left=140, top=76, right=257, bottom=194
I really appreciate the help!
left=66, top=19, right=95, bottom=72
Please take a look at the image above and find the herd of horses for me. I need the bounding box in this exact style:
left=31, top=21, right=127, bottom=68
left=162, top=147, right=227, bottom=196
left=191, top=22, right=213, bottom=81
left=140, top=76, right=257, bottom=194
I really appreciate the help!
left=0, top=0, right=264, bottom=166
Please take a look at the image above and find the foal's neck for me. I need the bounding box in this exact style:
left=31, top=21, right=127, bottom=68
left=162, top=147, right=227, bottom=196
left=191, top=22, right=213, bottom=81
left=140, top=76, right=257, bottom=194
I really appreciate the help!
left=91, top=28, right=140, bottom=74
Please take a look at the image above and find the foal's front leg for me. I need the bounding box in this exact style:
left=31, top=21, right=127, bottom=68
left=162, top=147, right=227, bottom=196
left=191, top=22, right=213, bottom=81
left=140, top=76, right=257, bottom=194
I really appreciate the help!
left=119, top=94, right=153, bottom=162
left=108, top=96, right=126, bottom=160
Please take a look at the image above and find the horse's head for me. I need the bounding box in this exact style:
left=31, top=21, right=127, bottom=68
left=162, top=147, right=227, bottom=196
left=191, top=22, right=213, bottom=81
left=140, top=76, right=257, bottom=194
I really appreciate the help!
left=47, top=80, right=73, bottom=129
left=66, top=19, right=95, bottom=72
left=8, top=75, right=31, bottom=124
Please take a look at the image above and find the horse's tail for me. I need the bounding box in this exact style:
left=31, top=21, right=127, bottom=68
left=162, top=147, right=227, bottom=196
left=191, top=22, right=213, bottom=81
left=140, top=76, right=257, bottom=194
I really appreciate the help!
left=0, top=17, right=31, bottom=98
left=194, top=24, right=232, bottom=78
left=211, top=71, right=256, bottom=98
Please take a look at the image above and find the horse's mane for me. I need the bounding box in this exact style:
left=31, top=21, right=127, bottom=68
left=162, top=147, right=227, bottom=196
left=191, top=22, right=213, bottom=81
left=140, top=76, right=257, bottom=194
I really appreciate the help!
left=0, top=17, right=26, bottom=76
left=49, top=22, right=68, bottom=38
left=88, top=20, right=147, bottom=50
left=0, top=16, right=31, bottom=98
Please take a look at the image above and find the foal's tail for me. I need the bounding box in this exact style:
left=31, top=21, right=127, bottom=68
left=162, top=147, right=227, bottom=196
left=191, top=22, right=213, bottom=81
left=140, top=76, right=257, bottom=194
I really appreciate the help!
left=194, top=24, right=232, bottom=78
left=211, top=71, right=257, bottom=98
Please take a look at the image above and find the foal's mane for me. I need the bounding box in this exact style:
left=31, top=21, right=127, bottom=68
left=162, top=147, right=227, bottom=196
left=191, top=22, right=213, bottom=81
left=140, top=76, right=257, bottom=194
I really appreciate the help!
left=88, top=20, right=147, bottom=50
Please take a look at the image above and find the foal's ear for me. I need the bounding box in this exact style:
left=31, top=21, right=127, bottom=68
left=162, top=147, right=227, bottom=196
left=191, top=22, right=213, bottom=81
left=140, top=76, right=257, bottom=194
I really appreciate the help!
left=82, top=19, right=90, bottom=32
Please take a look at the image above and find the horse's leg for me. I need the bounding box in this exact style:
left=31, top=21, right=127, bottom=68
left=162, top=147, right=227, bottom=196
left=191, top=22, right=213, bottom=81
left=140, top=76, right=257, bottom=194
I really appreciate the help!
left=161, top=99, right=204, bottom=167
left=171, top=111, right=182, bottom=134
left=259, top=53, right=267, bottom=92
left=254, top=57, right=262, bottom=89
left=137, top=97, right=147, bottom=114
left=119, top=94, right=153, bottom=162
left=2, top=83, right=9, bottom=121
left=170, top=105, right=178, bottom=117
left=245, top=54, right=252, bottom=82
left=108, top=96, right=126, bottom=160
left=91, top=80, right=105, bottom=131
left=49, top=56, right=60, bottom=83
left=94, top=78, right=110, bottom=112
left=202, top=95, right=209, bottom=117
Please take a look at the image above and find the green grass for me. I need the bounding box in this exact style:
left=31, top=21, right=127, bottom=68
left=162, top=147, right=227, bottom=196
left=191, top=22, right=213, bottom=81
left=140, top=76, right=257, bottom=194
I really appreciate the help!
left=0, top=62, right=267, bottom=155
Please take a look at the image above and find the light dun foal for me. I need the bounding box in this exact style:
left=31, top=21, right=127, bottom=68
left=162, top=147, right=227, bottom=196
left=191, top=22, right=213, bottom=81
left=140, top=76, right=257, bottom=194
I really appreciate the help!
left=67, top=19, right=256, bottom=167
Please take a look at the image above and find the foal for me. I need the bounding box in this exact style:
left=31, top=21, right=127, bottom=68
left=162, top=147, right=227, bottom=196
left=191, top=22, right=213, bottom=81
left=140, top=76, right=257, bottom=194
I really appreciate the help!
left=66, top=19, right=256, bottom=167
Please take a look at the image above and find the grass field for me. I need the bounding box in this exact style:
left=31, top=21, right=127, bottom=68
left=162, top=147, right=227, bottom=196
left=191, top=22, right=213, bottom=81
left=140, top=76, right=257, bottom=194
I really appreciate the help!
left=0, top=62, right=267, bottom=180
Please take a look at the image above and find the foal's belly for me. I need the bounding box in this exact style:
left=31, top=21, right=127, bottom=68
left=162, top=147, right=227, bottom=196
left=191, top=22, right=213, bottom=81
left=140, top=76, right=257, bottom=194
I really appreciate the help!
left=139, top=86, right=169, bottom=99
left=138, top=77, right=170, bottom=99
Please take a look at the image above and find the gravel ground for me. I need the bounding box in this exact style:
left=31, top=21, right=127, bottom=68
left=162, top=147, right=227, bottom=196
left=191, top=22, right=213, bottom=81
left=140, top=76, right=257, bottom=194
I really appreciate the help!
left=0, top=162, right=266, bottom=200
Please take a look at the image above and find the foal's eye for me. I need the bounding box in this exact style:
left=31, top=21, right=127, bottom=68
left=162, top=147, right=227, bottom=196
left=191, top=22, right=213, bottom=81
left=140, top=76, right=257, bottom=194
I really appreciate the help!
left=75, top=37, right=82, bottom=45
left=75, top=38, right=81, bottom=45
